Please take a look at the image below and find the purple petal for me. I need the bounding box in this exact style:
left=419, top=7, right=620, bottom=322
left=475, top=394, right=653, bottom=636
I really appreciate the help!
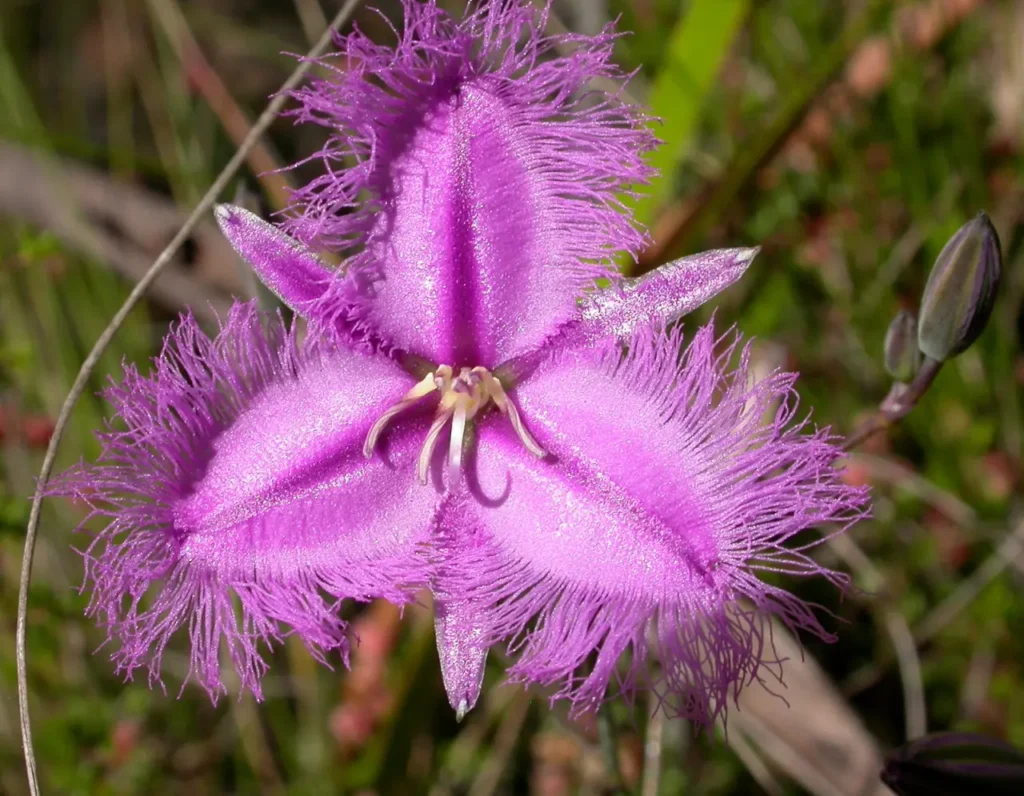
left=52, top=303, right=438, bottom=699
left=441, top=325, right=868, bottom=722
left=285, top=0, right=656, bottom=366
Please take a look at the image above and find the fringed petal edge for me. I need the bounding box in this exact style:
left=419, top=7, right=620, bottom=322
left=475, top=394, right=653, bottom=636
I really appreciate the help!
left=50, top=302, right=428, bottom=700
left=435, top=324, right=869, bottom=725
left=283, top=0, right=656, bottom=287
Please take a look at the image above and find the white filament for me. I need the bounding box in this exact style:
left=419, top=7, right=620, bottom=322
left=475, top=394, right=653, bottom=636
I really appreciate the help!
left=362, top=371, right=440, bottom=458
left=417, top=406, right=455, bottom=485
left=447, top=402, right=469, bottom=485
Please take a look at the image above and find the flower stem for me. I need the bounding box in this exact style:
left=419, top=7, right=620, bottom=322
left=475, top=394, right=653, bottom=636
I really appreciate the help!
left=598, top=709, right=629, bottom=794
left=843, top=357, right=943, bottom=451
left=640, top=702, right=665, bottom=796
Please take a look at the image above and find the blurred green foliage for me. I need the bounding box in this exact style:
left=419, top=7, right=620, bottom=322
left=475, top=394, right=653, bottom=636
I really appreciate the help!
left=2, top=0, right=1023, bottom=794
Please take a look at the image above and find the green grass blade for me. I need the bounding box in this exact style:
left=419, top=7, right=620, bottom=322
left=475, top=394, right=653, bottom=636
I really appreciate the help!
left=632, top=0, right=750, bottom=230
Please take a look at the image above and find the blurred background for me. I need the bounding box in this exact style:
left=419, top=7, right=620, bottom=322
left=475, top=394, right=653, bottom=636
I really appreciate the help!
left=1, top=0, right=1023, bottom=793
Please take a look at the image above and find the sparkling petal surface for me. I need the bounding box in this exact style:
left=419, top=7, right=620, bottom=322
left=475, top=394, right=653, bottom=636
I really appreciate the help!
left=360, top=84, right=587, bottom=366
left=176, top=349, right=429, bottom=545
left=176, top=353, right=438, bottom=581
left=439, top=325, right=868, bottom=721
left=287, top=0, right=655, bottom=366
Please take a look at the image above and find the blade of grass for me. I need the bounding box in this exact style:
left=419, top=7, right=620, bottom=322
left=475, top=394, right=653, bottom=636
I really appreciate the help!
left=629, top=0, right=750, bottom=232
left=147, top=0, right=294, bottom=209
left=0, top=17, right=45, bottom=141
left=467, top=692, right=532, bottom=796
left=598, top=709, right=629, bottom=794
left=632, top=0, right=891, bottom=273
left=294, top=0, right=329, bottom=46
left=0, top=32, right=118, bottom=458
left=101, top=0, right=137, bottom=179
left=344, top=612, right=437, bottom=791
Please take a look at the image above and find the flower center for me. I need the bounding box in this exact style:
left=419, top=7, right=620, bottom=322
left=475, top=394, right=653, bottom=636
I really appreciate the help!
left=363, top=366, right=545, bottom=485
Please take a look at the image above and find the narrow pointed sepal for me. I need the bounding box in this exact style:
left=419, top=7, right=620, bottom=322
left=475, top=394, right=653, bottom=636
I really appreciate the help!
left=576, top=247, right=759, bottom=345
left=434, top=598, right=489, bottom=720
left=215, top=204, right=339, bottom=317
left=499, top=247, right=758, bottom=383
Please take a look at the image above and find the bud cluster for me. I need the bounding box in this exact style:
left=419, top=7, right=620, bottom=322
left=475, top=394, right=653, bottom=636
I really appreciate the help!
left=879, top=212, right=1002, bottom=421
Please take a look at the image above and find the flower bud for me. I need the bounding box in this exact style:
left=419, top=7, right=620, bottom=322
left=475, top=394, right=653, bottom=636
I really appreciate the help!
left=884, top=310, right=921, bottom=382
left=881, top=732, right=1024, bottom=796
left=917, top=212, right=1001, bottom=362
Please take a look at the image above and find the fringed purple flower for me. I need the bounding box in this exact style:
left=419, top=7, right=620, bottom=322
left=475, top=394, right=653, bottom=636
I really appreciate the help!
left=55, top=0, right=869, bottom=725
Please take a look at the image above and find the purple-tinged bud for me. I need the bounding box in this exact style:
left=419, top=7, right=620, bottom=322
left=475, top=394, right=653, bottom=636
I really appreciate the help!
left=918, top=212, right=1001, bottom=362
left=884, top=310, right=922, bottom=383
left=881, top=732, right=1024, bottom=796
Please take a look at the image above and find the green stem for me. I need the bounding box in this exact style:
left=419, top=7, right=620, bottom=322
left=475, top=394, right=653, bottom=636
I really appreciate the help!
left=844, top=358, right=943, bottom=451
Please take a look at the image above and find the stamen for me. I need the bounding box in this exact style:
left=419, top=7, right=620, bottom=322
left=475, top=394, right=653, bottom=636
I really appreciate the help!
left=418, top=406, right=455, bottom=485
left=478, top=370, right=546, bottom=459
left=363, top=370, right=446, bottom=458
left=364, top=364, right=546, bottom=485
left=448, top=402, right=469, bottom=485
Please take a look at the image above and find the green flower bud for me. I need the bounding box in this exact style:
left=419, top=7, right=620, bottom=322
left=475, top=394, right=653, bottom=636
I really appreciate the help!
left=881, top=732, right=1024, bottom=796
left=918, top=212, right=1001, bottom=362
left=884, top=310, right=921, bottom=382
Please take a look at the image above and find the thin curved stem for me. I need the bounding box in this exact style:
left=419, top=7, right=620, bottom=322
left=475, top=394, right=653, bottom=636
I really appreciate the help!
left=15, top=3, right=362, bottom=793
left=640, top=698, right=665, bottom=796
left=842, top=357, right=943, bottom=451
